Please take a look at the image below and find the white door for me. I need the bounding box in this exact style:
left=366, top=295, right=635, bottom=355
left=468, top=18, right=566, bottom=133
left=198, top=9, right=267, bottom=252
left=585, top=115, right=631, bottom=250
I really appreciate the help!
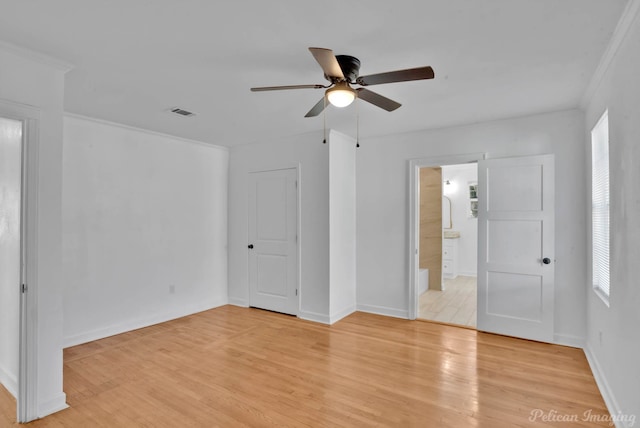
left=477, top=154, right=555, bottom=342
left=0, top=117, right=23, bottom=412
left=248, top=168, right=298, bottom=315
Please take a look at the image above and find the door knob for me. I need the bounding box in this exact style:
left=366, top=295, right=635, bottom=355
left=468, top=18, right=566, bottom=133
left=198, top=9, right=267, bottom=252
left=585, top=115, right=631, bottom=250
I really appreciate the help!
left=542, top=257, right=551, bottom=264
left=248, top=244, right=254, bottom=249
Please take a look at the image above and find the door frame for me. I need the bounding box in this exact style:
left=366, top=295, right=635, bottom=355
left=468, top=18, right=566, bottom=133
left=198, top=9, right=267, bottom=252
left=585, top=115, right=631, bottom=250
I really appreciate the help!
left=247, top=164, right=302, bottom=316
left=408, top=153, right=485, bottom=320
left=0, top=99, right=40, bottom=422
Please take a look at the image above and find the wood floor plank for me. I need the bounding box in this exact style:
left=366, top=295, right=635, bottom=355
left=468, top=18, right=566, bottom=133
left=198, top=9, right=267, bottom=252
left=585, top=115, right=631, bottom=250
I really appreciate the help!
left=0, top=305, right=611, bottom=427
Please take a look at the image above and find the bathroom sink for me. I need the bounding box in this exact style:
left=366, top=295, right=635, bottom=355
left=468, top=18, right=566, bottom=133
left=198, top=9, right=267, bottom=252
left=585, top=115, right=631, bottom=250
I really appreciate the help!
left=443, top=230, right=460, bottom=239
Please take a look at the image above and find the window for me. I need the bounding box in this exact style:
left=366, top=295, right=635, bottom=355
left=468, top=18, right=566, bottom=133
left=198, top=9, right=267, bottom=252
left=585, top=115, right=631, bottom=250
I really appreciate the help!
left=591, top=110, right=610, bottom=300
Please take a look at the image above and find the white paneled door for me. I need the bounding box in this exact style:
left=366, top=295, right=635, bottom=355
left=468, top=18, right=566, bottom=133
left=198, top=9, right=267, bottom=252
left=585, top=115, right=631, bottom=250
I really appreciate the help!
left=0, top=116, right=23, bottom=415
left=477, top=154, right=555, bottom=342
left=248, top=168, right=298, bottom=315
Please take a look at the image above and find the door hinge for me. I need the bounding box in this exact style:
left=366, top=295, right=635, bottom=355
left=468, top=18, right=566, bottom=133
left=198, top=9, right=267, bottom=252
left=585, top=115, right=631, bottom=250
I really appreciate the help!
left=295, top=289, right=298, bottom=296
left=21, top=283, right=27, bottom=293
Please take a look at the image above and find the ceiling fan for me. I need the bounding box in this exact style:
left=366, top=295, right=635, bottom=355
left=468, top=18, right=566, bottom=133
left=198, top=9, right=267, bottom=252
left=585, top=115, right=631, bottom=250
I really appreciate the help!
left=251, top=47, right=435, bottom=117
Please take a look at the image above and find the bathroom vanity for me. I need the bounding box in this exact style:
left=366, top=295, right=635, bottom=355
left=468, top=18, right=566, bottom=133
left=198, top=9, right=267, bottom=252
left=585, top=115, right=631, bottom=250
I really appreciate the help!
left=443, top=230, right=460, bottom=279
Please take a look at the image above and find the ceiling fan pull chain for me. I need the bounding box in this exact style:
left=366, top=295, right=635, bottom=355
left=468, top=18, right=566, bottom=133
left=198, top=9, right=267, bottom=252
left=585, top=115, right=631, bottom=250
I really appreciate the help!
left=356, top=95, right=360, bottom=148
left=322, top=96, right=327, bottom=144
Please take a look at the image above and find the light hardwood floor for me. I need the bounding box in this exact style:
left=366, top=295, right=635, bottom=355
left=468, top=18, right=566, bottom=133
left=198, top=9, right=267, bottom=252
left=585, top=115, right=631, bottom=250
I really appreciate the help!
left=1, top=305, right=610, bottom=427
left=419, top=275, right=477, bottom=328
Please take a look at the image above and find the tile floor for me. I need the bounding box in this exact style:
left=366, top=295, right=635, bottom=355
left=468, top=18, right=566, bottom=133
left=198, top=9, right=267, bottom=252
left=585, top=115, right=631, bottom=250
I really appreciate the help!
left=418, top=275, right=477, bottom=328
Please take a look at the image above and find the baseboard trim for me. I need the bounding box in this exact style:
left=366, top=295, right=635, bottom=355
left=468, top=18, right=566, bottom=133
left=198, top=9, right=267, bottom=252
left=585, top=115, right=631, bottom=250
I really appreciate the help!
left=228, top=297, right=248, bottom=307
left=63, top=298, right=228, bottom=348
left=0, top=362, right=17, bottom=398
left=329, top=305, right=356, bottom=324
left=356, top=304, right=409, bottom=319
left=298, top=310, right=330, bottom=324
left=38, top=392, right=68, bottom=419
left=584, top=343, right=627, bottom=428
left=553, top=333, right=585, bottom=349
left=457, top=271, right=477, bottom=278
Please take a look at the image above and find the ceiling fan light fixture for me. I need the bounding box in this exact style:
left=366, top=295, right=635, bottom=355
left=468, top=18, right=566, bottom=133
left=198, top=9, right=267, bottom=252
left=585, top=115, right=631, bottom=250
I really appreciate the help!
left=326, top=82, right=356, bottom=108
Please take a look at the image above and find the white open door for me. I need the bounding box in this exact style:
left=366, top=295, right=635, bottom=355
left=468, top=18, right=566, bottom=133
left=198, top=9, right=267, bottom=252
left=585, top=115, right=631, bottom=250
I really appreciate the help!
left=0, top=116, right=22, bottom=416
left=477, top=154, right=554, bottom=342
left=248, top=168, right=299, bottom=316
left=0, top=102, right=42, bottom=423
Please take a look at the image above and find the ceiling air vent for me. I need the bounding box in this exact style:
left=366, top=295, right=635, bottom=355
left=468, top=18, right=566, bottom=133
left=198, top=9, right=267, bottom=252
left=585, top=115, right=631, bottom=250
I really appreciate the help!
left=168, top=107, right=196, bottom=117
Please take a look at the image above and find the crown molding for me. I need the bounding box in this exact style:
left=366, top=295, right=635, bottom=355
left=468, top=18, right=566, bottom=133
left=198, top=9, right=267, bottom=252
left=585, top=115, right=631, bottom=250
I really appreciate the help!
left=64, top=112, right=229, bottom=152
left=0, top=40, right=73, bottom=73
left=580, top=0, right=640, bottom=109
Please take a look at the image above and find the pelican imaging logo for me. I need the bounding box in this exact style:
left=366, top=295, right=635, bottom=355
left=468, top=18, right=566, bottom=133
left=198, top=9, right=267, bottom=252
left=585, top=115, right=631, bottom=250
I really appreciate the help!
left=529, top=409, right=636, bottom=426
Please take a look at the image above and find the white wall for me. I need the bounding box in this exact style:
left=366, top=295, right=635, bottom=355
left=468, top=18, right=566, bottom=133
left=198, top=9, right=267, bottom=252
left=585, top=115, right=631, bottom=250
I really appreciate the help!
left=442, top=164, right=478, bottom=276
left=62, top=115, right=229, bottom=347
left=583, top=3, right=640, bottom=423
left=329, top=131, right=357, bottom=322
left=0, top=117, right=22, bottom=397
left=0, top=42, right=69, bottom=417
left=228, top=131, right=331, bottom=322
left=356, top=109, right=588, bottom=345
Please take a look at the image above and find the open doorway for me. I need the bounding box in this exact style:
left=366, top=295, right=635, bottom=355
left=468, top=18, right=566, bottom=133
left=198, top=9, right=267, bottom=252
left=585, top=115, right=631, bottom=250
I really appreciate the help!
left=407, top=153, right=484, bottom=324
left=417, top=163, right=478, bottom=328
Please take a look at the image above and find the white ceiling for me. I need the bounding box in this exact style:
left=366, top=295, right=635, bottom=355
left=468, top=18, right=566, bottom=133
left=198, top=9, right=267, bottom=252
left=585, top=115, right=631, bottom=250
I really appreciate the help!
left=0, top=1, right=628, bottom=147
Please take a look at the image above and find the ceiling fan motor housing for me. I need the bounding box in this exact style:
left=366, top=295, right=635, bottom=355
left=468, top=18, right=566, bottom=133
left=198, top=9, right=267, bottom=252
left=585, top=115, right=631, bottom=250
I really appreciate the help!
left=334, top=55, right=361, bottom=82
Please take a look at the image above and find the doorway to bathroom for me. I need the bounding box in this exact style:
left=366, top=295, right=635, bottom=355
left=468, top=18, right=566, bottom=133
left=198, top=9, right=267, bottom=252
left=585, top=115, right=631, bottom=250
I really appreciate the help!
left=408, top=153, right=485, bottom=328
left=416, top=162, right=478, bottom=328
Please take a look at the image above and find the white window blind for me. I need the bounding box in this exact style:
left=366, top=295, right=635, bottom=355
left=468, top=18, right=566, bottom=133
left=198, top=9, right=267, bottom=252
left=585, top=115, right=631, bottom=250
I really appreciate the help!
left=591, top=110, right=610, bottom=298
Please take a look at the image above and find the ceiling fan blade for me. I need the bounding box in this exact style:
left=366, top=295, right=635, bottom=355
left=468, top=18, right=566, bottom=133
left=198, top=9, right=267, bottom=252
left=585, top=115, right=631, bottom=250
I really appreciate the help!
left=251, top=84, right=326, bottom=92
left=356, top=88, right=401, bottom=112
left=309, top=47, right=345, bottom=79
left=357, top=66, right=434, bottom=86
left=304, top=97, right=327, bottom=118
